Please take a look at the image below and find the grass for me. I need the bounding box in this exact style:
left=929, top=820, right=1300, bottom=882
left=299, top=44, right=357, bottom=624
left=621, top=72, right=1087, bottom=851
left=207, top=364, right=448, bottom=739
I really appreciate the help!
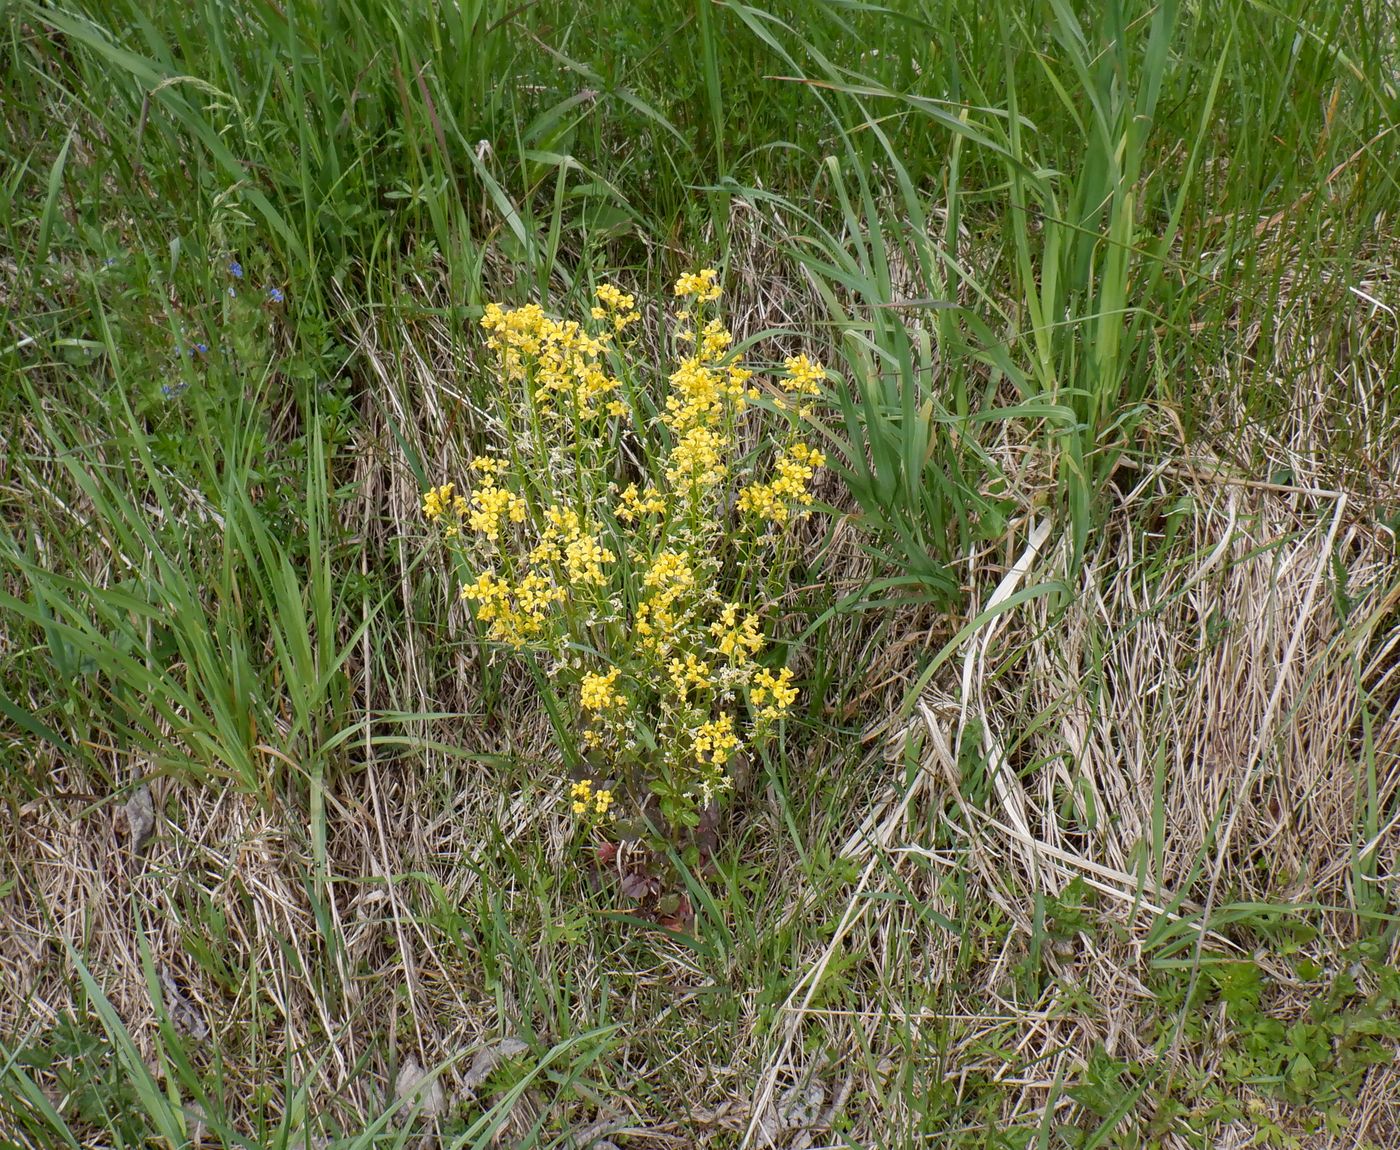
left=3, top=0, right=1400, bottom=1146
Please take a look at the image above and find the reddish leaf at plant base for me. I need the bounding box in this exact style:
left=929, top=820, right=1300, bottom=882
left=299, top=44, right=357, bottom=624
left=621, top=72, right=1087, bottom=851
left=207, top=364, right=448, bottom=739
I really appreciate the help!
left=658, top=893, right=693, bottom=932
left=620, top=869, right=661, bottom=901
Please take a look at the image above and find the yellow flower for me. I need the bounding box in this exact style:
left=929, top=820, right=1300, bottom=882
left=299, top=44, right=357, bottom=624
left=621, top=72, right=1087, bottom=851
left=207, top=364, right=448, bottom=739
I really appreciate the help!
left=737, top=481, right=783, bottom=522
left=699, top=318, right=732, bottom=361
left=461, top=570, right=509, bottom=613
left=665, top=356, right=726, bottom=431
left=595, top=283, right=632, bottom=309
left=468, top=482, right=527, bottom=541
left=616, top=483, right=667, bottom=523
left=422, top=483, right=457, bottom=521
left=633, top=551, right=700, bottom=656
left=580, top=667, right=625, bottom=712
left=445, top=287, right=824, bottom=832
left=643, top=550, right=695, bottom=592
left=515, top=572, right=565, bottom=614
left=460, top=570, right=555, bottom=649
left=470, top=456, right=508, bottom=477
left=752, top=666, right=798, bottom=721
left=673, top=268, right=722, bottom=301
left=738, top=442, right=825, bottom=524
left=710, top=603, right=764, bottom=660
left=528, top=536, right=563, bottom=566
left=564, top=534, right=614, bottom=586
left=667, top=652, right=712, bottom=699
left=480, top=302, right=620, bottom=419
left=694, top=713, right=740, bottom=765
left=594, top=283, right=640, bottom=331
left=782, top=354, right=825, bottom=395
left=666, top=426, right=728, bottom=490
left=544, top=504, right=583, bottom=538
left=569, top=778, right=614, bottom=818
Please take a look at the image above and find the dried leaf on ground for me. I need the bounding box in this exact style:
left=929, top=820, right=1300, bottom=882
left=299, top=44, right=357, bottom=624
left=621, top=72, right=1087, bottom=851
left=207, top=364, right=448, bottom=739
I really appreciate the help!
left=118, top=783, right=155, bottom=852
left=157, top=964, right=209, bottom=1041
left=462, top=1036, right=530, bottom=1092
left=395, top=1055, right=447, bottom=1118
left=753, top=1078, right=830, bottom=1148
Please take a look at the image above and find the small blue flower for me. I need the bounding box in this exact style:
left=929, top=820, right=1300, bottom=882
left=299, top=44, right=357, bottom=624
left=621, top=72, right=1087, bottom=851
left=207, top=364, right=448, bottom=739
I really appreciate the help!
left=229, top=260, right=244, bottom=279
left=162, top=380, right=189, bottom=399
left=267, top=286, right=285, bottom=304
left=103, top=257, right=117, bottom=268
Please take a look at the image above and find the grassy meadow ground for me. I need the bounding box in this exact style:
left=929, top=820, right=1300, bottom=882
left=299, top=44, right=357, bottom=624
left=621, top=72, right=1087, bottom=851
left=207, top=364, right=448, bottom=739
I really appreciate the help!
left=3, top=0, right=1400, bottom=1146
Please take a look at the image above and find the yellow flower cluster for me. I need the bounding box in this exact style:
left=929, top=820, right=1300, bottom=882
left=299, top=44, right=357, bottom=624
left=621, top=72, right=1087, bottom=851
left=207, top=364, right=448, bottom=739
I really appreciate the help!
left=666, top=425, right=728, bottom=491
left=468, top=481, right=527, bottom=543
left=616, top=483, right=666, bottom=522
left=658, top=301, right=756, bottom=502
left=481, top=300, right=621, bottom=419
left=566, top=534, right=613, bottom=586
left=426, top=271, right=821, bottom=830
left=666, top=652, right=712, bottom=700
left=677, top=316, right=736, bottom=360
left=635, top=549, right=699, bottom=657
left=710, top=602, right=765, bottom=661
left=782, top=354, right=826, bottom=395
left=580, top=667, right=625, bottom=712
left=591, top=283, right=640, bottom=331
left=422, top=483, right=468, bottom=522
left=570, top=778, right=614, bottom=817
left=460, top=569, right=565, bottom=648
left=521, top=505, right=616, bottom=586
left=673, top=268, right=722, bottom=301
left=752, top=666, right=798, bottom=722
left=666, top=357, right=733, bottom=431
left=738, top=442, right=826, bottom=524
left=694, top=713, right=740, bottom=766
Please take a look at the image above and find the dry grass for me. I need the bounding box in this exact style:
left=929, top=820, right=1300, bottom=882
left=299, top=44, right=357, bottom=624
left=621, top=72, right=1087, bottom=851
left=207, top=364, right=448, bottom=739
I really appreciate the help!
left=745, top=245, right=1400, bottom=1141
left=745, top=478, right=1400, bottom=1146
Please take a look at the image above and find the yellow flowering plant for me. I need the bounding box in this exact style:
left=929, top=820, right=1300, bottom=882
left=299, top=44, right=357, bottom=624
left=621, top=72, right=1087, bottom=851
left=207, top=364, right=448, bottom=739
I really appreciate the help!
left=423, top=270, right=825, bottom=840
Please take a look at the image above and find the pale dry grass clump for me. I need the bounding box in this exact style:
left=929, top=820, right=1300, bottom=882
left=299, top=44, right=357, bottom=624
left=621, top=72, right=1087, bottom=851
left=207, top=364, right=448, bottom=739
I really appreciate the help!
left=0, top=762, right=386, bottom=1133
left=755, top=472, right=1400, bottom=1145
left=997, top=478, right=1396, bottom=910
left=738, top=198, right=1400, bottom=1142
